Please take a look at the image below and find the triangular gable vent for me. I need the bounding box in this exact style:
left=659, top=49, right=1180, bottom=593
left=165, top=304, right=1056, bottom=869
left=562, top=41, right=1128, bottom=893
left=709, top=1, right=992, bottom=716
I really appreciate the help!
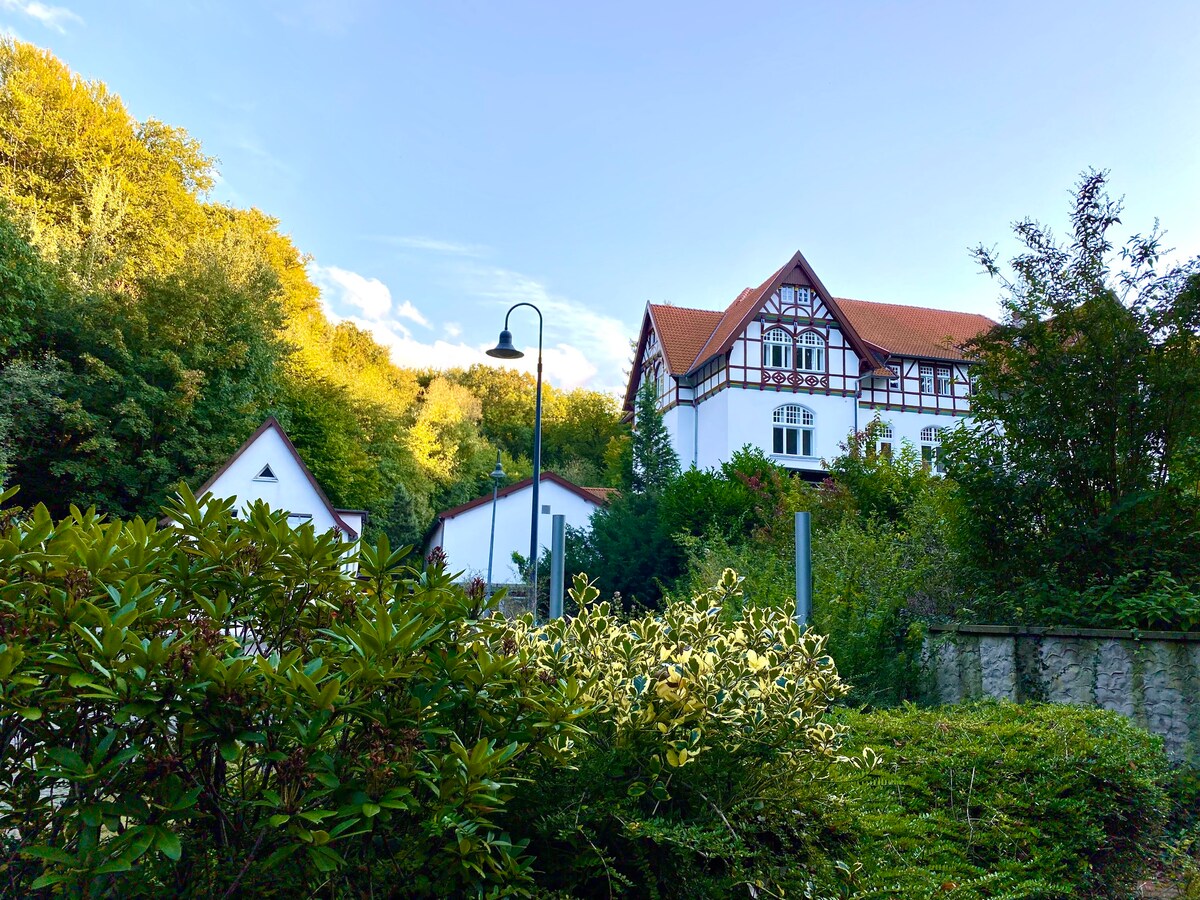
left=254, top=464, right=277, bottom=481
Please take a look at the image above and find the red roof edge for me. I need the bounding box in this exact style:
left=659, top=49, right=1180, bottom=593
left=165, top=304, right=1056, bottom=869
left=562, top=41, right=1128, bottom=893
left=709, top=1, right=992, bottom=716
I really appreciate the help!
left=690, top=250, right=882, bottom=375
left=193, top=416, right=360, bottom=540
left=436, top=472, right=610, bottom=521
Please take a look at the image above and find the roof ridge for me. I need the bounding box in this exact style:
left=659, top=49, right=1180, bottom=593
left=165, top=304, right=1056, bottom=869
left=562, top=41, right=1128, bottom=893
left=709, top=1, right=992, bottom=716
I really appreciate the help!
left=648, top=301, right=726, bottom=315
left=836, top=296, right=995, bottom=319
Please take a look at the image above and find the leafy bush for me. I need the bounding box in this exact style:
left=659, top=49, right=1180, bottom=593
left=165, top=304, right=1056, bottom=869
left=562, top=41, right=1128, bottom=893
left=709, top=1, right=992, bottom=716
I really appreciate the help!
left=0, top=486, right=587, bottom=897
left=832, top=702, right=1171, bottom=898
left=507, top=570, right=869, bottom=897
left=998, top=569, right=1200, bottom=631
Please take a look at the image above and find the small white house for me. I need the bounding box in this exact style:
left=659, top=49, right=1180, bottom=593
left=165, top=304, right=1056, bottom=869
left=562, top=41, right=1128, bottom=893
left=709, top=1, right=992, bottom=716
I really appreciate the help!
left=427, top=473, right=613, bottom=582
left=187, top=417, right=366, bottom=542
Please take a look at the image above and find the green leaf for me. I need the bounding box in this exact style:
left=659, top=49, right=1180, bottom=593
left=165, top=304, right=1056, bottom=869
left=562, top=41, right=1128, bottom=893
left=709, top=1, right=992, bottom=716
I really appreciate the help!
left=156, top=828, right=182, bottom=861
left=31, top=873, right=73, bottom=889
left=361, top=802, right=380, bottom=818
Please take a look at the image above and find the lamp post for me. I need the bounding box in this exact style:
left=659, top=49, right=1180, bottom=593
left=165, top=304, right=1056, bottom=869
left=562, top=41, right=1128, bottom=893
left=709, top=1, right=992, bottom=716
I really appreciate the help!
left=486, top=302, right=544, bottom=615
left=485, top=451, right=505, bottom=598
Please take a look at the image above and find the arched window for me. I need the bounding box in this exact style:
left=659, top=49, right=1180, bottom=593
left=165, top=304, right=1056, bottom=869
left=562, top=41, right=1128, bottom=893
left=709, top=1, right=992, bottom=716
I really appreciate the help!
left=874, top=421, right=894, bottom=458
left=796, top=331, right=826, bottom=372
left=920, top=426, right=946, bottom=473
left=762, top=327, right=792, bottom=369
left=772, top=404, right=814, bottom=457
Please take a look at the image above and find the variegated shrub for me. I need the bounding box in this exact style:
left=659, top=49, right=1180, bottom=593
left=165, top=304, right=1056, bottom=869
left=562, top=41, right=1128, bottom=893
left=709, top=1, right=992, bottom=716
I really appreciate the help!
left=508, top=570, right=863, bottom=897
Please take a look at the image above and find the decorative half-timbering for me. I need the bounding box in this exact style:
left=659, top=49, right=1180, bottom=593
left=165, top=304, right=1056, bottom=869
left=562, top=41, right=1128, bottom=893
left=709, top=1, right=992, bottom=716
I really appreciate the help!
left=624, top=251, right=995, bottom=476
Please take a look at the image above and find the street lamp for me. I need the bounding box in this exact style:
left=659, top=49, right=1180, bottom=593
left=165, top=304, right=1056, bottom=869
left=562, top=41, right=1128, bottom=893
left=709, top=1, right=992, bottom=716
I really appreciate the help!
left=485, top=451, right=505, bottom=599
left=486, top=302, right=544, bottom=616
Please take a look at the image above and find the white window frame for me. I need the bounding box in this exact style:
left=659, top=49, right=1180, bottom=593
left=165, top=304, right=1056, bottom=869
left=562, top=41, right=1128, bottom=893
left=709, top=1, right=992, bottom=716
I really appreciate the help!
left=936, top=366, right=952, bottom=396
left=772, top=404, right=815, bottom=458
left=919, top=363, right=935, bottom=394
left=920, top=425, right=946, bottom=474
left=875, top=422, right=894, bottom=458
left=796, top=331, right=826, bottom=373
left=762, top=327, right=792, bottom=369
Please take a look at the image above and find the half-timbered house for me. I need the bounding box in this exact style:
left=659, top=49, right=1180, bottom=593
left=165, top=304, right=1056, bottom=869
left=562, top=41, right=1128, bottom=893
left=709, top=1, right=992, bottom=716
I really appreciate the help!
left=623, top=251, right=995, bottom=476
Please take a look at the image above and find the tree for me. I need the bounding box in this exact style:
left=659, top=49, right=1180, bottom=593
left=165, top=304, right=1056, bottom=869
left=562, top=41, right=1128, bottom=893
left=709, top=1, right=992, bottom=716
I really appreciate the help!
left=630, top=379, right=678, bottom=494
left=567, top=382, right=682, bottom=609
left=947, top=170, right=1200, bottom=616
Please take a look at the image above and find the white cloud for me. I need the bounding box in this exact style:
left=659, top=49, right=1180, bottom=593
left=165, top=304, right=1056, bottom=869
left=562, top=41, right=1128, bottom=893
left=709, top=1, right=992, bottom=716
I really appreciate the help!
left=0, top=0, right=81, bottom=32
left=371, top=235, right=487, bottom=257
left=343, top=316, right=600, bottom=391
left=308, top=258, right=632, bottom=394
left=309, top=262, right=430, bottom=327
left=462, top=265, right=633, bottom=392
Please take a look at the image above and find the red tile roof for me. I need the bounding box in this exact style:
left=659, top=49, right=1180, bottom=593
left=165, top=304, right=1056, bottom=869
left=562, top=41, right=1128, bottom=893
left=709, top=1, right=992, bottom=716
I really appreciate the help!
left=581, top=486, right=619, bottom=503
left=648, top=304, right=724, bottom=375
left=836, top=297, right=995, bottom=361
left=689, top=270, right=782, bottom=370
left=627, top=252, right=996, bottom=412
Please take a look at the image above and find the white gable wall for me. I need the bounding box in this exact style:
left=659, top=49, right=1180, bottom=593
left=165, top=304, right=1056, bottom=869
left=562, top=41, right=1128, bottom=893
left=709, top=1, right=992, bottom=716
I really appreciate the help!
left=431, top=479, right=602, bottom=582
left=205, top=426, right=346, bottom=536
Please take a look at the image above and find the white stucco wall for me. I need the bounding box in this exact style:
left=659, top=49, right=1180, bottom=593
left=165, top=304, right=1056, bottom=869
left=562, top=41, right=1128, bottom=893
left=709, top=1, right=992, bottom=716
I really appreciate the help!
left=205, top=426, right=348, bottom=536
left=663, top=405, right=697, bottom=469
left=432, top=479, right=602, bottom=582
left=694, top=387, right=858, bottom=472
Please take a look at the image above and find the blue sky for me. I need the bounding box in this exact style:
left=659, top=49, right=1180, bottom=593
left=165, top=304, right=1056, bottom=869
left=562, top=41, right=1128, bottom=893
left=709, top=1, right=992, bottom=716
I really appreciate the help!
left=3, top=0, right=1199, bottom=392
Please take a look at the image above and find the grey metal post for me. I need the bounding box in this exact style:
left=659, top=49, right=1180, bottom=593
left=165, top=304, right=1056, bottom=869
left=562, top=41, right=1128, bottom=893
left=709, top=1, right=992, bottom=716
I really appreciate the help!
left=549, top=514, right=565, bottom=619
left=795, top=511, right=812, bottom=628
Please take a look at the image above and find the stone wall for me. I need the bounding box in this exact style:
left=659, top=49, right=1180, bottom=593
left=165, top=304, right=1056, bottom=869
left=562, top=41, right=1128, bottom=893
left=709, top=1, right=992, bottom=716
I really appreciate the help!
left=924, top=625, right=1200, bottom=764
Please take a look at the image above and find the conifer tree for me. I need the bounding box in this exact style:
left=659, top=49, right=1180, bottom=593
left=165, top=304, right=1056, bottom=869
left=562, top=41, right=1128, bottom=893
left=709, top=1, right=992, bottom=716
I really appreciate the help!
left=630, top=380, right=679, bottom=495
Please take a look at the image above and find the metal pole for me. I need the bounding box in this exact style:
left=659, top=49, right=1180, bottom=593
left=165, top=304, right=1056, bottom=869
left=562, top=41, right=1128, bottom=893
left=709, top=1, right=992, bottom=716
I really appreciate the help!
left=530, top=331, right=543, bottom=615
left=795, top=511, right=812, bottom=628
left=486, top=484, right=499, bottom=596
left=549, top=514, right=565, bottom=619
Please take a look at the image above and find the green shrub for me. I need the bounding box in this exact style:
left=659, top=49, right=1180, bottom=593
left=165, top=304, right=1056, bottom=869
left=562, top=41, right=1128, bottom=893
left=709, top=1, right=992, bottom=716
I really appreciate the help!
left=507, top=571, right=869, bottom=898
left=0, top=486, right=588, bottom=897
left=832, top=702, right=1171, bottom=899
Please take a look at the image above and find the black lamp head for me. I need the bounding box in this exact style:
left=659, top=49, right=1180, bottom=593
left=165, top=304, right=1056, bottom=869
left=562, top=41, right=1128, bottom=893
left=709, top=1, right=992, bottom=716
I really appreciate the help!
left=486, top=329, right=523, bottom=359
left=490, top=451, right=506, bottom=482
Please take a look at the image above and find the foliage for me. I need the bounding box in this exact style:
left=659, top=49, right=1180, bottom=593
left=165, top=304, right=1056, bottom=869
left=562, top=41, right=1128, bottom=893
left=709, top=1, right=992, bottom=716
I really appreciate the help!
left=0, top=39, right=623, bottom=550
left=827, top=418, right=942, bottom=525
left=832, top=702, right=1171, bottom=898
left=508, top=571, right=868, bottom=897
left=949, top=169, right=1200, bottom=626
left=0, top=488, right=1181, bottom=897
left=0, top=486, right=588, bottom=897
left=630, top=379, right=679, bottom=495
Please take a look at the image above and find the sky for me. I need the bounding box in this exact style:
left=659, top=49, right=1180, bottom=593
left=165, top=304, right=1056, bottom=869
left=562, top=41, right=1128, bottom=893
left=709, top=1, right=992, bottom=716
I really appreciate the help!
left=3, top=0, right=1199, bottom=393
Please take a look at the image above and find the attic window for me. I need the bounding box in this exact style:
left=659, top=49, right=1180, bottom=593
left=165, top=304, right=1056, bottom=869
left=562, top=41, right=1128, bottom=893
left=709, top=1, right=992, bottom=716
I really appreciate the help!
left=253, top=464, right=278, bottom=482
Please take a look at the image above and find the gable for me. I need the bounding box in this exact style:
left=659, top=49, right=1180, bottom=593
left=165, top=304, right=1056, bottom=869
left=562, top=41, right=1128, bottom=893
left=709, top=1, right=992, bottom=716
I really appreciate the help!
left=196, top=418, right=359, bottom=539
left=435, top=472, right=609, bottom=521
left=688, top=251, right=880, bottom=375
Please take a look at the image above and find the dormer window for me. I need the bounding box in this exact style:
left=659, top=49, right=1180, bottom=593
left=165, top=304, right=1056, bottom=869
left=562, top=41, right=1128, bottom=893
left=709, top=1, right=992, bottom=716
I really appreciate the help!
left=253, top=464, right=278, bottom=482
left=797, top=331, right=826, bottom=373
left=762, top=328, right=792, bottom=369
left=919, top=364, right=935, bottom=393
